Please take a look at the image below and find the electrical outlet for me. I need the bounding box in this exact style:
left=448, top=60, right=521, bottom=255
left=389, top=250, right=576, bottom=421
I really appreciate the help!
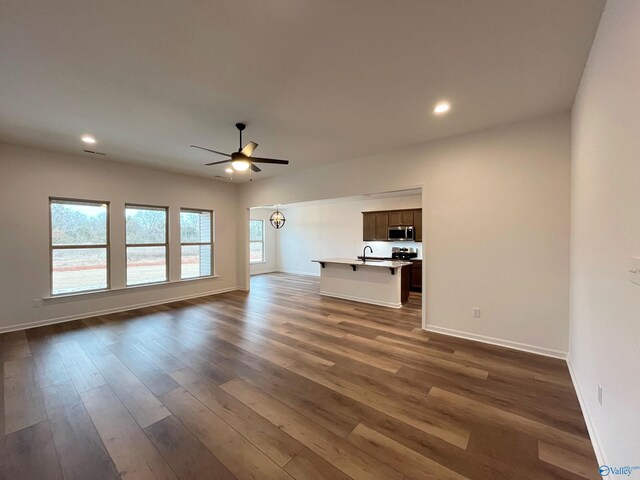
left=598, top=384, right=603, bottom=406
left=32, top=298, right=42, bottom=308
left=473, top=308, right=481, bottom=318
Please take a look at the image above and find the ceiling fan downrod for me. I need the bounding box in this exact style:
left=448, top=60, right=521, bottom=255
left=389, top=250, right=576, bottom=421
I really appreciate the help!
left=236, top=123, right=246, bottom=151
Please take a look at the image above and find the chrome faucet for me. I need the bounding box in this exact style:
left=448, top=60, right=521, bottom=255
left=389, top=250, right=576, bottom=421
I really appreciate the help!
left=362, top=245, right=373, bottom=262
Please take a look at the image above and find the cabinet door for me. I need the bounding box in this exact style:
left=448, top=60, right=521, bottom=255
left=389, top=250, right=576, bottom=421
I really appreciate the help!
left=363, top=213, right=376, bottom=241
left=411, top=260, right=422, bottom=290
left=401, top=210, right=414, bottom=226
left=401, top=266, right=410, bottom=303
left=414, top=209, right=422, bottom=242
left=374, top=213, right=389, bottom=240
left=388, top=211, right=402, bottom=226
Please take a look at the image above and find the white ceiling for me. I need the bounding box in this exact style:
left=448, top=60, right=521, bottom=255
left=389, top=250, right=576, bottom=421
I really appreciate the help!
left=0, top=0, right=603, bottom=182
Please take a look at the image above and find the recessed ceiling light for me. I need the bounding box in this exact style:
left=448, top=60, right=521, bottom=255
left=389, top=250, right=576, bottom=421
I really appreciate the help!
left=225, top=167, right=233, bottom=173
left=81, top=135, right=96, bottom=144
left=433, top=102, right=451, bottom=115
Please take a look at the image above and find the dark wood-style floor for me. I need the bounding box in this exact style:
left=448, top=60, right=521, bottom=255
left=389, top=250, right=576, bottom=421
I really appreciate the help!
left=1, top=273, right=599, bottom=479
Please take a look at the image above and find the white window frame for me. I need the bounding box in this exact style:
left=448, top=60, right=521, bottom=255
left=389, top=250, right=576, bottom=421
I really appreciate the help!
left=249, top=219, right=265, bottom=264
left=125, top=203, right=169, bottom=286
left=49, top=197, right=110, bottom=296
left=180, top=208, right=214, bottom=279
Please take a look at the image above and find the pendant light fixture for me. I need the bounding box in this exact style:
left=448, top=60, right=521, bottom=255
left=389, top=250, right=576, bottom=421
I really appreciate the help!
left=269, top=206, right=286, bottom=229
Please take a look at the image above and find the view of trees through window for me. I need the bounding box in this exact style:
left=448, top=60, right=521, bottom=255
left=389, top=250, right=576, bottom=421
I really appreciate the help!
left=50, top=199, right=109, bottom=295
left=250, top=219, right=264, bottom=263
left=180, top=209, right=212, bottom=279
left=126, top=205, right=168, bottom=285
left=125, top=208, right=166, bottom=244
left=49, top=200, right=216, bottom=293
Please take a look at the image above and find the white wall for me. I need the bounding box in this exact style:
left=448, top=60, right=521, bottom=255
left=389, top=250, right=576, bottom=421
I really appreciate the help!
left=276, top=195, right=422, bottom=276
left=570, top=0, right=640, bottom=466
left=241, top=113, right=571, bottom=357
left=249, top=208, right=278, bottom=275
left=0, top=142, right=239, bottom=332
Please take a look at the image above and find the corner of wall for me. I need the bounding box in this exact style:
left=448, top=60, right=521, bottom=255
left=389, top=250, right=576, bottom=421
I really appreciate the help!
left=566, top=354, right=608, bottom=467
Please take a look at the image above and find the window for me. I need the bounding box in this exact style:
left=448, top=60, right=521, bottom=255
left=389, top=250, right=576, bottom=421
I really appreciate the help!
left=50, top=198, right=109, bottom=295
left=180, top=209, right=213, bottom=279
left=249, top=219, right=264, bottom=263
left=125, top=205, right=168, bottom=286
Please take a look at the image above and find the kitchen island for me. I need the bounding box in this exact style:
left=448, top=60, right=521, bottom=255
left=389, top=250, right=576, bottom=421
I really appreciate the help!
left=312, top=258, right=412, bottom=308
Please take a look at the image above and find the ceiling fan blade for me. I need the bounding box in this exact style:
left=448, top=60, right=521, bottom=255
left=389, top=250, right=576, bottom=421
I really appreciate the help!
left=241, top=141, right=258, bottom=157
left=250, top=163, right=262, bottom=173
left=204, top=160, right=230, bottom=166
left=190, top=145, right=231, bottom=157
left=249, top=157, right=290, bottom=165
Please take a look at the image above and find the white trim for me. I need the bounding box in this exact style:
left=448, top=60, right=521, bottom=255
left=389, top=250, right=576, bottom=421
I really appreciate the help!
left=0, top=286, right=241, bottom=334
left=44, top=274, right=221, bottom=301
left=250, top=269, right=279, bottom=276
left=319, top=291, right=402, bottom=309
left=276, top=269, right=320, bottom=277
left=423, top=324, right=567, bottom=359
left=566, top=357, right=608, bottom=468
left=422, top=324, right=604, bottom=464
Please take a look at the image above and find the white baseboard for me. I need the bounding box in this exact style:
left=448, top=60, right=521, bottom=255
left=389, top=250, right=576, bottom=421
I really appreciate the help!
left=422, top=326, right=603, bottom=465
left=566, top=357, right=608, bottom=468
left=319, top=291, right=402, bottom=309
left=276, top=269, right=320, bottom=277
left=423, top=324, right=567, bottom=359
left=0, top=286, right=241, bottom=334
left=250, top=270, right=278, bottom=276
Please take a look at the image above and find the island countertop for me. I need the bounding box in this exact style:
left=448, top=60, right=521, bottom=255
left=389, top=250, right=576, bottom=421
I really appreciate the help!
left=312, top=258, right=411, bottom=308
left=312, top=258, right=412, bottom=268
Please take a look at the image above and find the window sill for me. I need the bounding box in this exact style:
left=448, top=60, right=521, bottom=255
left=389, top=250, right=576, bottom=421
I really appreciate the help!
left=250, top=261, right=267, bottom=265
left=44, top=275, right=220, bottom=302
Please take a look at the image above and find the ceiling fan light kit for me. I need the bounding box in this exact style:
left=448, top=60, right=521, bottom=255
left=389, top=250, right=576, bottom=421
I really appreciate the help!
left=192, top=123, right=290, bottom=177
left=231, top=159, right=251, bottom=171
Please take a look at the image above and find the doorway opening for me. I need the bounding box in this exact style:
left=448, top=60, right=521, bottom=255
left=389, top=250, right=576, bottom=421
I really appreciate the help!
left=247, top=187, right=424, bottom=328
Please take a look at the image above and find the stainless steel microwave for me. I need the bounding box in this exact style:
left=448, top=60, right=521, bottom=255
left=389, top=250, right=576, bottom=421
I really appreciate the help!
left=388, top=226, right=414, bottom=241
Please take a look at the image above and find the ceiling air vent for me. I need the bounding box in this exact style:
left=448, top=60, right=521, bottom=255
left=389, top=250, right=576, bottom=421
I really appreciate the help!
left=83, top=150, right=106, bottom=156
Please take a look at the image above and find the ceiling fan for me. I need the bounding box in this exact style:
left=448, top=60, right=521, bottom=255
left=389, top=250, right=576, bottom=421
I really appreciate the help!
left=191, top=123, right=290, bottom=173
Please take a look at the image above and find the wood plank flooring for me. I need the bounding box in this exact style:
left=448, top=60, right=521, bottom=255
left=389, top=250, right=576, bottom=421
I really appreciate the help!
left=1, top=273, right=599, bottom=479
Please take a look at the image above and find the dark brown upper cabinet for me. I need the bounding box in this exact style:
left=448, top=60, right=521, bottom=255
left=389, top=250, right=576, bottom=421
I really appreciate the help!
left=362, top=211, right=391, bottom=241
left=362, top=208, right=422, bottom=242
left=401, top=210, right=414, bottom=226
left=374, top=212, right=389, bottom=240
left=363, top=212, right=376, bottom=241
left=389, top=210, right=414, bottom=226
left=388, top=211, right=402, bottom=226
